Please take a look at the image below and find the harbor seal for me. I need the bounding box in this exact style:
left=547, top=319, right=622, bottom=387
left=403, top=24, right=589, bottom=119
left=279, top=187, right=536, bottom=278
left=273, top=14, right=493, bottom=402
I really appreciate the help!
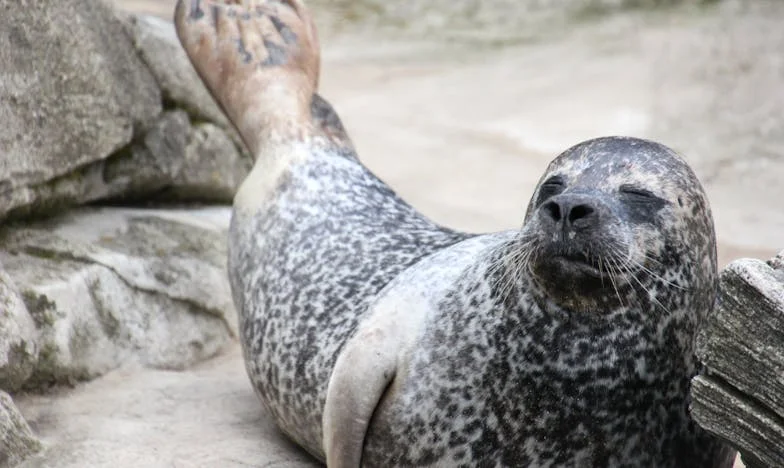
left=174, top=1, right=736, bottom=466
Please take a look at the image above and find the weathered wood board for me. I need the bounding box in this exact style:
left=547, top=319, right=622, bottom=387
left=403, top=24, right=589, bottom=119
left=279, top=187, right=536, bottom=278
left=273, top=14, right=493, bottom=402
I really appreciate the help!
left=692, top=251, right=784, bottom=468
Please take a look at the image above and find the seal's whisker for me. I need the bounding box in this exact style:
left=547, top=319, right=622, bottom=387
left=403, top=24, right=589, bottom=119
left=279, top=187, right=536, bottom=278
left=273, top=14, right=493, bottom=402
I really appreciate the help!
left=627, top=256, right=687, bottom=290
left=639, top=254, right=666, bottom=267
left=488, top=240, right=526, bottom=303
left=501, top=247, right=527, bottom=301
left=604, top=239, right=686, bottom=292
left=611, top=250, right=673, bottom=316
left=597, top=253, right=606, bottom=289
left=629, top=270, right=672, bottom=316
left=604, top=255, right=626, bottom=308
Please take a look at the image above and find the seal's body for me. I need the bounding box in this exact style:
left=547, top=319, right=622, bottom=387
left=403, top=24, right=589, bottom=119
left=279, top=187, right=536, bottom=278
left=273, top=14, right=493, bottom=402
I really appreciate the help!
left=174, top=1, right=735, bottom=466
left=228, top=144, right=470, bottom=454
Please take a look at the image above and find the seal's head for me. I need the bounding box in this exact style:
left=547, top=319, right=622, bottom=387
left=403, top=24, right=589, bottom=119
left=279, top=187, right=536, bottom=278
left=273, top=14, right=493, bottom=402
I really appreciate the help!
left=519, top=136, right=716, bottom=315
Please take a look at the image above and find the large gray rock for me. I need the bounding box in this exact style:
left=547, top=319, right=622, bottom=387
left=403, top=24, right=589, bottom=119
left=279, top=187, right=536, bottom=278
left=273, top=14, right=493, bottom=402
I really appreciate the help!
left=0, top=0, right=252, bottom=220
left=164, top=122, right=252, bottom=202
left=0, top=0, right=162, bottom=220
left=97, top=109, right=248, bottom=205
left=101, top=110, right=191, bottom=201
left=126, top=14, right=232, bottom=133
left=0, top=391, right=42, bottom=468
left=0, top=207, right=236, bottom=389
left=0, top=267, right=38, bottom=392
left=124, top=13, right=253, bottom=201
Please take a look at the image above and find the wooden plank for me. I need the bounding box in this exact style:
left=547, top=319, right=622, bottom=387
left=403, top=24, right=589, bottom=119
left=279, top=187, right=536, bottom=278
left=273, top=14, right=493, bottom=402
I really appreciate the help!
left=692, top=375, right=784, bottom=468
left=692, top=253, right=784, bottom=468
left=696, top=258, right=784, bottom=418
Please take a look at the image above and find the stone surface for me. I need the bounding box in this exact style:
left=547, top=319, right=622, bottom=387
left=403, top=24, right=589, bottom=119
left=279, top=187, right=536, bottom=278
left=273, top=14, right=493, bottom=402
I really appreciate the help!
left=692, top=252, right=784, bottom=468
left=0, top=1, right=252, bottom=221
left=103, top=110, right=248, bottom=204
left=0, top=391, right=42, bottom=468
left=111, top=0, right=783, bottom=262
left=125, top=14, right=233, bottom=132
left=102, top=110, right=190, bottom=201
left=164, top=122, right=252, bottom=202
left=0, top=207, right=236, bottom=389
left=303, top=0, right=714, bottom=40
left=0, top=0, right=162, bottom=220
left=14, top=346, right=318, bottom=468
left=0, top=266, right=39, bottom=392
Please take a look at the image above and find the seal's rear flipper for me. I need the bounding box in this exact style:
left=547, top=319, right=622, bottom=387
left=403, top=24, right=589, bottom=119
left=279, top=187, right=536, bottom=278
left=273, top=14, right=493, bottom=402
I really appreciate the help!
left=173, top=0, right=320, bottom=155
left=323, top=327, right=399, bottom=468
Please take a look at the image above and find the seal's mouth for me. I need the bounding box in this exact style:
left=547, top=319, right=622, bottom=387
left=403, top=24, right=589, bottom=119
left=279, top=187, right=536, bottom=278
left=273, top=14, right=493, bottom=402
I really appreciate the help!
left=552, top=252, right=603, bottom=278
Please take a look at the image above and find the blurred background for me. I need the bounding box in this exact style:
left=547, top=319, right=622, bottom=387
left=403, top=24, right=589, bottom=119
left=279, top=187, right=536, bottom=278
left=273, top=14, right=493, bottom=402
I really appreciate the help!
left=118, top=0, right=783, bottom=266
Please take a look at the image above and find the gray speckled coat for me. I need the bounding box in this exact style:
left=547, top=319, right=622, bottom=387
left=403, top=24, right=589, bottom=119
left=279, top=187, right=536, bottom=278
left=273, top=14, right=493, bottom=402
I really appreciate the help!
left=229, top=120, right=735, bottom=468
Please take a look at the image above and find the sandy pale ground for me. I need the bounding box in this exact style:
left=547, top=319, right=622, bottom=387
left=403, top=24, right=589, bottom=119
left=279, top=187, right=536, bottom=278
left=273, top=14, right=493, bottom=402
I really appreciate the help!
left=17, top=346, right=318, bottom=468
left=16, top=1, right=778, bottom=466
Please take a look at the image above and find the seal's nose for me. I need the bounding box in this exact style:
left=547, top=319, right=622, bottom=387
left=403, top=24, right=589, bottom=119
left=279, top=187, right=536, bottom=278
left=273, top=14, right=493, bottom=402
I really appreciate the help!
left=541, top=194, right=599, bottom=231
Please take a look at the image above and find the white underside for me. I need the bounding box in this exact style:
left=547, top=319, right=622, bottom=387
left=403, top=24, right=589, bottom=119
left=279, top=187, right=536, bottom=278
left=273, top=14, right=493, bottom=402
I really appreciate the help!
left=233, top=142, right=311, bottom=219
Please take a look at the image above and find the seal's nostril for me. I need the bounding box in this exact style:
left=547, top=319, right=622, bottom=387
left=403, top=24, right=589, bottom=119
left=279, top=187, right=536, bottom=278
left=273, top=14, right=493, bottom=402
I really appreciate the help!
left=543, top=201, right=561, bottom=222
left=568, top=204, right=595, bottom=224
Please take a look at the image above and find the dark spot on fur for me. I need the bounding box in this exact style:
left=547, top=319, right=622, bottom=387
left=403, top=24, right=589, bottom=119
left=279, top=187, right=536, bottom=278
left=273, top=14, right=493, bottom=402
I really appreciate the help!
left=210, top=4, right=220, bottom=30
left=236, top=38, right=253, bottom=64
left=189, top=0, right=204, bottom=19
left=270, top=15, right=298, bottom=44
left=261, top=39, right=288, bottom=66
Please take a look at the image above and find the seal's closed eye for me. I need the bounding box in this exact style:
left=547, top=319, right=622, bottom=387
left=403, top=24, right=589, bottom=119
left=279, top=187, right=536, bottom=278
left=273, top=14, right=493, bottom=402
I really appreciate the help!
left=619, top=184, right=667, bottom=205
left=619, top=184, right=666, bottom=224
left=536, top=175, right=565, bottom=205
left=619, top=185, right=658, bottom=200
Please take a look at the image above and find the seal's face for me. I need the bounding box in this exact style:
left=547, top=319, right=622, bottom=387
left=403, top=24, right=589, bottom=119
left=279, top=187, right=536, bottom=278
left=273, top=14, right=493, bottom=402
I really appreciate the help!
left=520, top=136, right=715, bottom=313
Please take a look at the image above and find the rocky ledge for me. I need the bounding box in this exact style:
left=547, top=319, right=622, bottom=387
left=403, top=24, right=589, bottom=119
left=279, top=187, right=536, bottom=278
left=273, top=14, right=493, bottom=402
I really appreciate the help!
left=0, top=0, right=250, bottom=223
left=0, top=0, right=248, bottom=463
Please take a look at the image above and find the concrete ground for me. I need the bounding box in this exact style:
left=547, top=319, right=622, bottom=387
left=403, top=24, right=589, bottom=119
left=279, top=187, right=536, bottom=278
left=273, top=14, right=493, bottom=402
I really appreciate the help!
left=17, top=0, right=782, bottom=466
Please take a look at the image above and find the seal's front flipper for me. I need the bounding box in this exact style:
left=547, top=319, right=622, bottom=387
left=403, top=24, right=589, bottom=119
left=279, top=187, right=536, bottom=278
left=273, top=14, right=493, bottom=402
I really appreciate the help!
left=323, top=327, right=399, bottom=468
